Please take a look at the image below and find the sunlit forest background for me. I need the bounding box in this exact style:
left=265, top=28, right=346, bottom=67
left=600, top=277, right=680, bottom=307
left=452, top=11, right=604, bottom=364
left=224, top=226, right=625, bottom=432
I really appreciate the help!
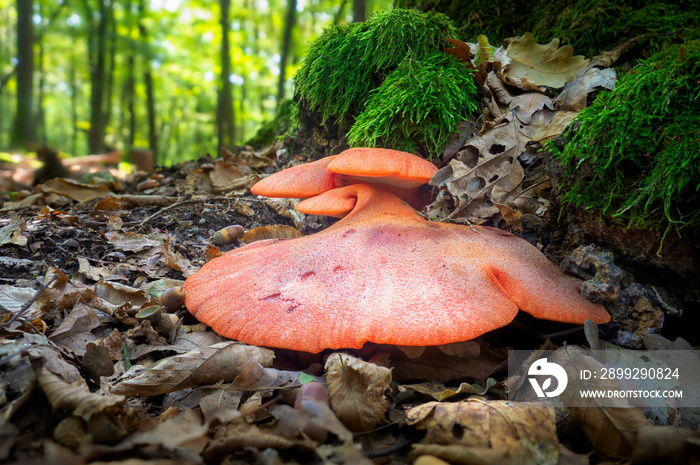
left=1, top=0, right=390, bottom=166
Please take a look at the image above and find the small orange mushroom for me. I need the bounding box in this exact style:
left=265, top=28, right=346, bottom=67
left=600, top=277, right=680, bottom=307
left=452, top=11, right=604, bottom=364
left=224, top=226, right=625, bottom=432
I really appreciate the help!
left=184, top=182, right=609, bottom=353
left=251, top=148, right=437, bottom=209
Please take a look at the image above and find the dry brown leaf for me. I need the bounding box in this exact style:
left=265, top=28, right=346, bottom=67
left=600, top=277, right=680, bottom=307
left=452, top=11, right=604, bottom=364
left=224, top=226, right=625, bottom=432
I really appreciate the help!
left=442, top=38, right=473, bottom=63
left=0, top=218, right=27, bottom=247
left=203, top=424, right=295, bottom=460
left=109, top=341, right=274, bottom=396
left=230, top=356, right=303, bottom=391
left=33, top=363, right=126, bottom=417
left=78, top=257, right=113, bottom=281
left=500, top=33, right=589, bottom=90
left=49, top=303, right=104, bottom=355
left=126, top=330, right=227, bottom=361
left=162, top=235, right=198, bottom=276
left=508, top=93, right=554, bottom=124
left=40, top=178, right=112, bottom=202
left=324, top=353, right=391, bottom=431
left=105, top=230, right=166, bottom=253
left=569, top=404, right=649, bottom=458
left=407, top=400, right=558, bottom=463
left=554, top=66, right=616, bottom=111
left=428, top=120, right=525, bottom=223
left=531, top=111, right=579, bottom=142
left=400, top=378, right=498, bottom=402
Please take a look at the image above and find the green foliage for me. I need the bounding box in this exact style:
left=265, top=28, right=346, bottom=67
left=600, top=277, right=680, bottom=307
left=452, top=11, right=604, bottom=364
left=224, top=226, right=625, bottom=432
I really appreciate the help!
left=348, top=53, right=479, bottom=155
left=294, top=8, right=461, bottom=124
left=552, top=40, right=700, bottom=233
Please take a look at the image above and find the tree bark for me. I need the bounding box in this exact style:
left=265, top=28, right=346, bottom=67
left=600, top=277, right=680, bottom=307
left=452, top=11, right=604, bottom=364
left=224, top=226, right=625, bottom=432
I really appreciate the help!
left=353, top=0, right=366, bottom=22
left=11, top=0, right=35, bottom=147
left=276, top=0, right=297, bottom=107
left=85, top=0, right=109, bottom=153
left=138, top=0, right=158, bottom=163
left=217, top=0, right=235, bottom=151
left=104, top=4, right=117, bottom=139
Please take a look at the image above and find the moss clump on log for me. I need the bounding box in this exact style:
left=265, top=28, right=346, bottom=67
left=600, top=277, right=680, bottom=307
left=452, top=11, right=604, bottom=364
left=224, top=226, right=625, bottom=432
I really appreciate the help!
left=552, top=40, right=700, bottom=235
left=348, top=52, right=479, bottom=155
left=293, top=8, right=480, bottom=157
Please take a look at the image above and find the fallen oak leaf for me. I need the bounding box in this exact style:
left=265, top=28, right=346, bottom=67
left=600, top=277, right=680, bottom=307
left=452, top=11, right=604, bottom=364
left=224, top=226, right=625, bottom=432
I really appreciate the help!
left=499, top=32, right=589, bottom=90
left=109, top=341, right=274, bottom=396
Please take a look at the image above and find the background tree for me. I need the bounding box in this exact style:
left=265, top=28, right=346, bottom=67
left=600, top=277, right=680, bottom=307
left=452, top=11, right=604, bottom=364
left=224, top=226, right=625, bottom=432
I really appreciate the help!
left=217, top=0, right=235, bottom=150
left=1, top=0, right=391, bottom=163
left=11, top=0, right=35, bottom=147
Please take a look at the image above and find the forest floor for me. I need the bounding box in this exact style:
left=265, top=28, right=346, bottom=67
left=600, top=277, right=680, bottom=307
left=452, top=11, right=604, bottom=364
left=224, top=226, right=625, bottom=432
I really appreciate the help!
left=1, top=142, right=699, bottom=465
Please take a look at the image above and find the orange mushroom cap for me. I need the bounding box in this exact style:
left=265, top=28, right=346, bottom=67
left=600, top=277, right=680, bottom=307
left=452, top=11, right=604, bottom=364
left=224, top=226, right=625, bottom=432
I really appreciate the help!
left=326, top=147, right=438, bottom=189
left=250, top=148, right=437, bottom=210
left=184, top=184, right=610, bottom=353
left=251, top=156, right=340, bottom=198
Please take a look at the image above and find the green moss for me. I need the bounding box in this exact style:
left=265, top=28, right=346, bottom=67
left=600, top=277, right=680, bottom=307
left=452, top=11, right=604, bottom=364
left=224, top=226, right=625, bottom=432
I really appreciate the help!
left=245, top=99, right=299, bottom=148
left=396, top=0, right=699, bottom=59
left=348, top=53, right=479, bottom=155
left=552, top=40, right=700, bottom=234
left=293, top=8, right=479, bottom=157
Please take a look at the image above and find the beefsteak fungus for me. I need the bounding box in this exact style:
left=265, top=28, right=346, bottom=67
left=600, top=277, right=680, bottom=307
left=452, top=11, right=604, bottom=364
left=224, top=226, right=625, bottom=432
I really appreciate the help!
left=184, top=151, right=610, bottom=353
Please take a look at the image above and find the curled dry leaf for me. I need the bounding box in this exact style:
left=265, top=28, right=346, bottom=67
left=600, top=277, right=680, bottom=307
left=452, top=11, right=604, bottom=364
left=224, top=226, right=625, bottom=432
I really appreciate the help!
left=109, top=341, right=274, bottom=396
left=407, top=400, right=558, bottom=463
left=324, top=353, right=391, bottom=431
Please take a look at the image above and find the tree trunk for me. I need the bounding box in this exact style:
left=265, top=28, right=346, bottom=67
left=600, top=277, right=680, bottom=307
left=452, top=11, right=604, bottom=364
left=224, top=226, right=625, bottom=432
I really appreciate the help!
left=86, top=0, right=109, bottom=153
left=276, top=0, right=297, bottom=107
left=353, top=0, right=366, bottom=22
left=138, top=0, right=158, bottom=163
left=103, top=4, right=117, bottom=139
left=217, top=0, right=235, bottom=151
left=37, top=29, right=46, bottom=144
left=11, top=0, right=35, bottom=147
left=70, top=50, right=79, bottom=155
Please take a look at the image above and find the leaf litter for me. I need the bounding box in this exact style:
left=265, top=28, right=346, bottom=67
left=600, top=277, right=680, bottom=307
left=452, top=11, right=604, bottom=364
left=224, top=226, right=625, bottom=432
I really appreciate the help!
left=0, top=37, right=698, bottom=465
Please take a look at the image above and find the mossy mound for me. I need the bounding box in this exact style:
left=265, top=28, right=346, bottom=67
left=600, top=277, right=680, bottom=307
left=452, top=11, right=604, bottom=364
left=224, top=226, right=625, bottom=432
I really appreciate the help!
left=293, top=8, right=480, bottom=157
left=347, top=52, right=479, bottom=154
left=552, top=40, right=700, bottom=235
left=396, top=0, right=699, bottom=58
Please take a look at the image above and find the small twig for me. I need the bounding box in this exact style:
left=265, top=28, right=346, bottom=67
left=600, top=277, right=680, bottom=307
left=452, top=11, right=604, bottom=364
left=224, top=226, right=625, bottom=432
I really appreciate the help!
left=137, top=198, right=209, bottom=229
left=6, top=274, right=60, bottom=325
